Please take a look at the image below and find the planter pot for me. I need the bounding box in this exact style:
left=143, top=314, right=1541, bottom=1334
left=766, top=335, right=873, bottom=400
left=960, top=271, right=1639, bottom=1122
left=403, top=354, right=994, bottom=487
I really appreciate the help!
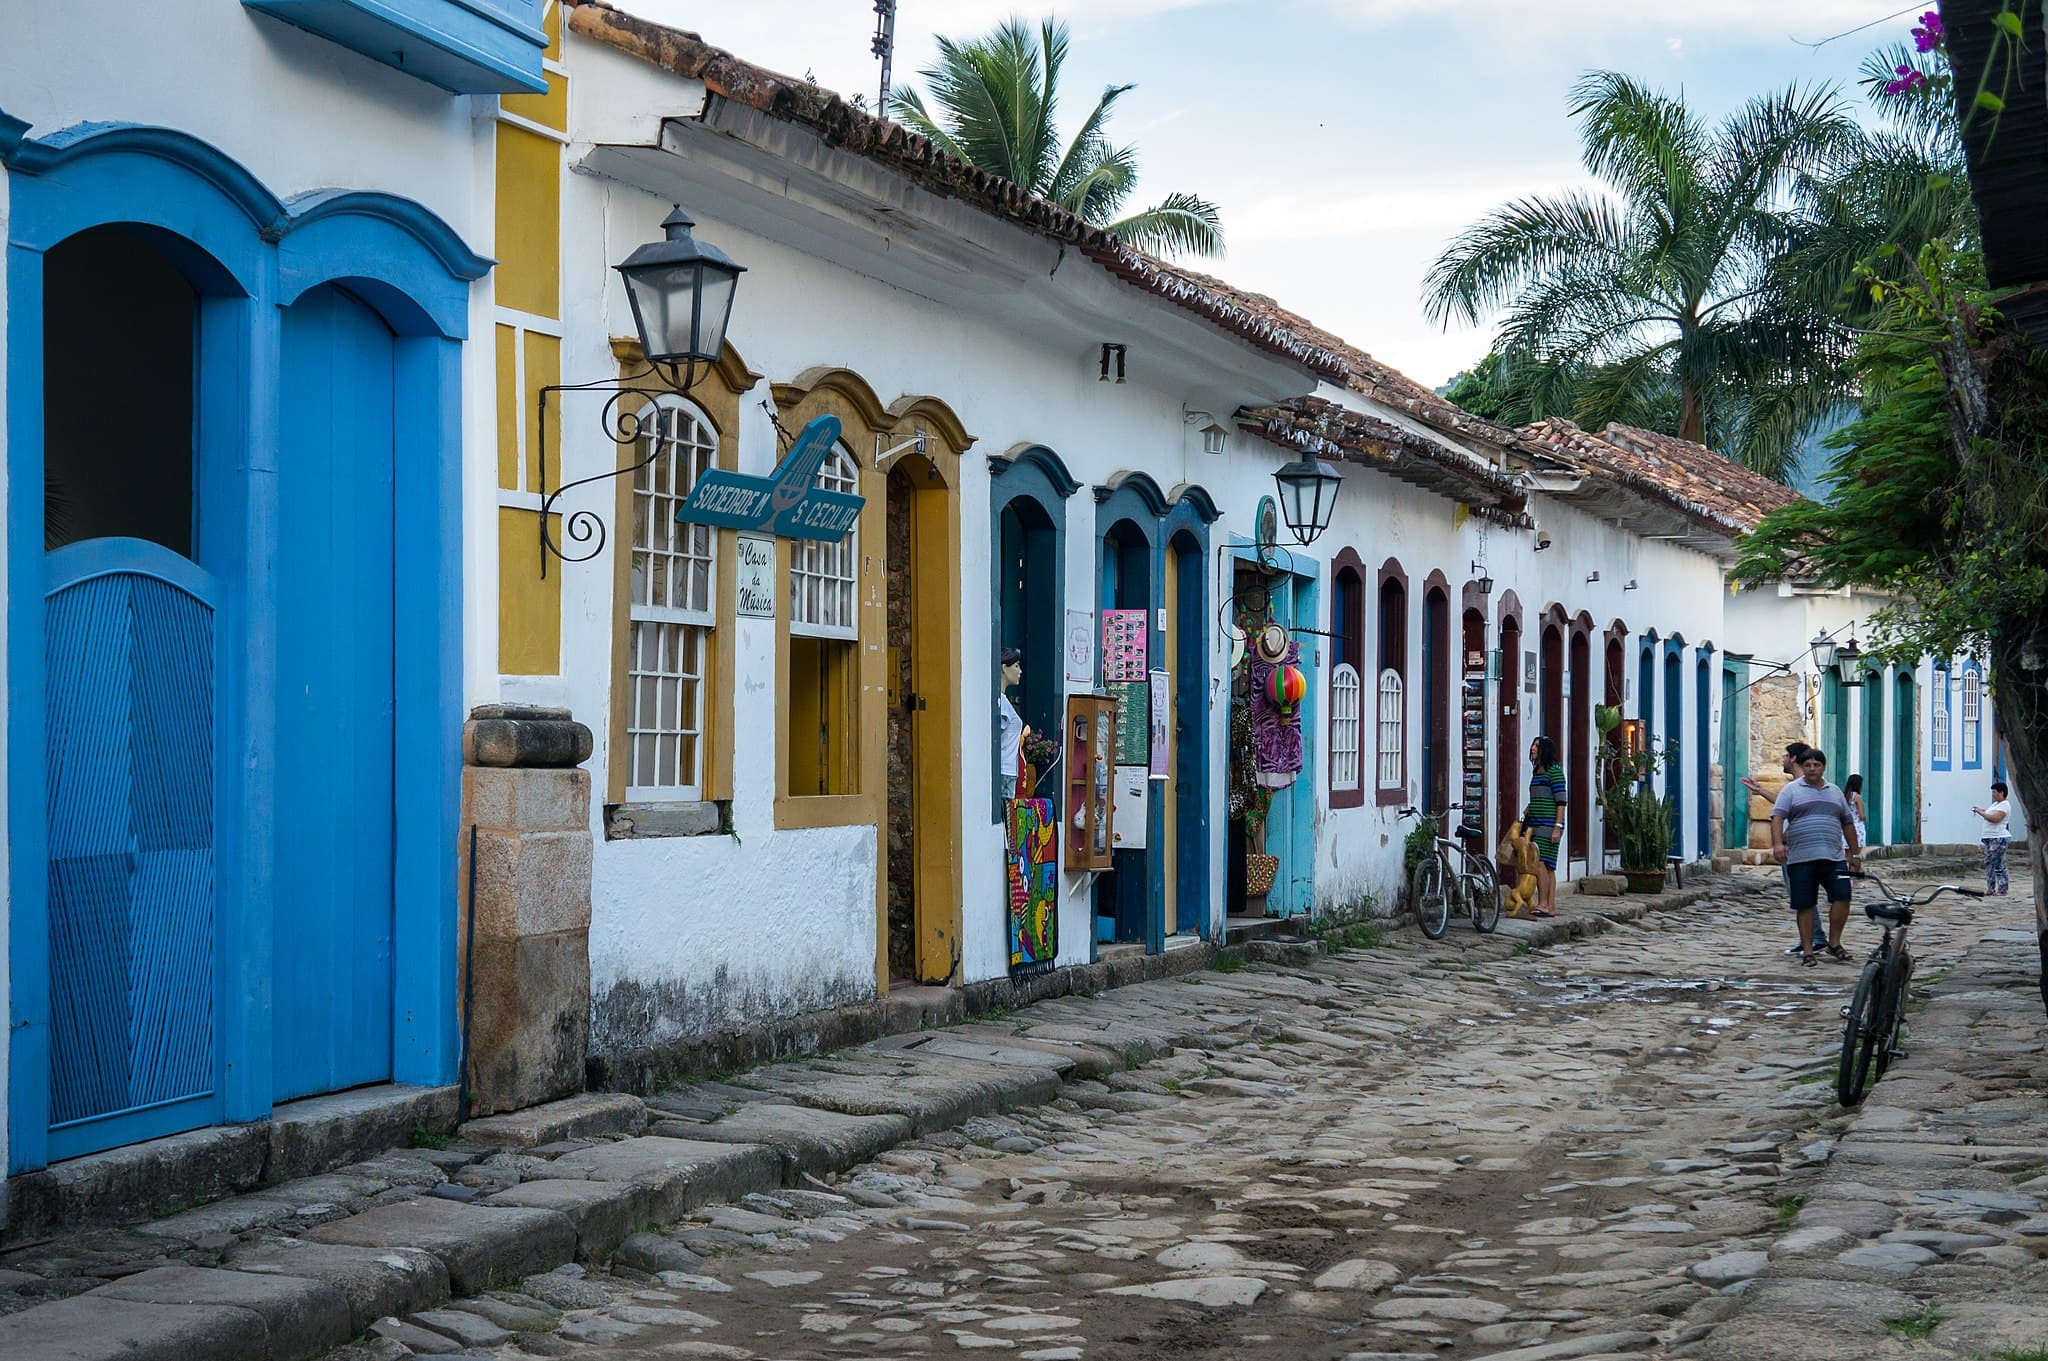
left=1621, top=868, right=1667, bottom=895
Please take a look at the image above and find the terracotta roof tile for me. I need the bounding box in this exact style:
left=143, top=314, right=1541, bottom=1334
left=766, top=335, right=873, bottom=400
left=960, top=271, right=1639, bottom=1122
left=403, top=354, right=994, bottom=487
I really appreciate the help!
left=1518, top=418, right=1803, bottom=536
left=566, top=1, right=1350, bottom=378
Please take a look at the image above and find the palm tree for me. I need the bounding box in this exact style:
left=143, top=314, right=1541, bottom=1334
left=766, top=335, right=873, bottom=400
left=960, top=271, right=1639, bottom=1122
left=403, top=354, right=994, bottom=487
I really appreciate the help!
left=1423, top=72, right=1863, bottom=479
left=888, top=17, right=1224, bottom=259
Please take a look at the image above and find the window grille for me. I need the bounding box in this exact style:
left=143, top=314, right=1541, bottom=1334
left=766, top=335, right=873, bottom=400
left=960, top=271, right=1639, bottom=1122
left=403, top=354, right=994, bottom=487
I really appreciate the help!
left=1962, top=670, right=1981, bottom=766
left=1330, top=663, right=1361, bottom=791
left=790, top=442, right=860, bottom=640
left=1376, top=668, right=1405, bottom=791
left=1931, top=674, right=1951, bottom=768
left=626, top=401, right=715, bottom=799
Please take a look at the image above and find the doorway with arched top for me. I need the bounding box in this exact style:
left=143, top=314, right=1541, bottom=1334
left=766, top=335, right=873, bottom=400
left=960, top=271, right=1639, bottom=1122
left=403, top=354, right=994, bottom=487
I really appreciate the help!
left=1892, top=670, right=1918, bottom=843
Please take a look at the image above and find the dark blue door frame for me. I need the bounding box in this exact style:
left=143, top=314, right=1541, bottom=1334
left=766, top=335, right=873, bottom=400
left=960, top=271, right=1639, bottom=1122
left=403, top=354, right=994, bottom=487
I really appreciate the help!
left=1695, top=648, right=1712, bottom=856
left=3, top=118, right=483, bottom=1172
left=1664, top=638, right=1685, bottom=857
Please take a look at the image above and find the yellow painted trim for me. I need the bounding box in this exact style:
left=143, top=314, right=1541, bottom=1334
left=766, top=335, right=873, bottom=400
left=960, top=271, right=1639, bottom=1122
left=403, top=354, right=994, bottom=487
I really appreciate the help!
left=605, top=351, right=749, bottom=806
left=884, top=394, right=976, bottom=458
left=1162, top=548, right=1180, bottom=932
left=773, top=368, right=890, bottom=433
left=523, top=331, right=561, bottom=494
left=498, top=505, right=561, bottom=674
left=493, top=123, right=561, bottom=319
left=494, top=324, right=520, bottom=490
left=907, top=458, right=962, bottom=982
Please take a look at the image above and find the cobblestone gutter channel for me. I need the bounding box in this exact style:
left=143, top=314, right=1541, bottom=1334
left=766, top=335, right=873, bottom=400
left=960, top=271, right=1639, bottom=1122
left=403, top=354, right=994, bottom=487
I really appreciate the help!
left=11, top=867, right=2038, bottom=1361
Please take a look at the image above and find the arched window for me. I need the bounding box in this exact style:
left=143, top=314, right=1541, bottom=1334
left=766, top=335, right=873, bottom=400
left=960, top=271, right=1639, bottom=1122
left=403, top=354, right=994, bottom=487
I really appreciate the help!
left=1962, top=665, right=1983, bottom=768
left=787, top=440, right=862, bottom=795
left=1930, top=663, right=1952, bottom=769
left=1330, top=556, right=1366, bottom=806
left=1377, top=669, right=1405, bottom=790
left=1331, top=664, right=1362, bottom=791
left=1376, top=564, right=1408, bottom=802
left=625, top=398, right=718, bottom=800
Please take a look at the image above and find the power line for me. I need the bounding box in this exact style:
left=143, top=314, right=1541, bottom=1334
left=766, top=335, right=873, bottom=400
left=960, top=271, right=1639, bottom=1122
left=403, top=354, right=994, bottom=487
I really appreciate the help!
left=1791, top=3, right=1924, bottom=51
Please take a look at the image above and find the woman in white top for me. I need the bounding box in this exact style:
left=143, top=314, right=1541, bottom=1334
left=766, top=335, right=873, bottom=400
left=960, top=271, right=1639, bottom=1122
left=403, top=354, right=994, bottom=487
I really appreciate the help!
left=1844, top=773, right=1868, bottom=854
left=1970, top=781, right=2012, bottom=896
left=998, top=647, right=1024, bottom=799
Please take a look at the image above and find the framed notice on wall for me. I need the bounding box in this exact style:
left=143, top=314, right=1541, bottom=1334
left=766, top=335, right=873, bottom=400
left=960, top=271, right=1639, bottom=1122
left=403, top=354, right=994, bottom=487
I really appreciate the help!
left=1101, top=609, right=1149, bottom=682
left=1148, top=669, right=1171, bottom=778
left=1064, top=609, right=1097, bottom=685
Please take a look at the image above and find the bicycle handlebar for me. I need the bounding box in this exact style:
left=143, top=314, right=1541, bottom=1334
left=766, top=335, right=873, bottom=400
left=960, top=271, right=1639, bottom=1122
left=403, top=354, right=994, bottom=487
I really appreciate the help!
left=1850, top=869, right=1985, bottom=904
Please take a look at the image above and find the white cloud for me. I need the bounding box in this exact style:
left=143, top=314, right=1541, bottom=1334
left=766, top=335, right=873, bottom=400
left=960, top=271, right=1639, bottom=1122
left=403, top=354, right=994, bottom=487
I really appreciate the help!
left=1223, top=167, right=1591, bottom=243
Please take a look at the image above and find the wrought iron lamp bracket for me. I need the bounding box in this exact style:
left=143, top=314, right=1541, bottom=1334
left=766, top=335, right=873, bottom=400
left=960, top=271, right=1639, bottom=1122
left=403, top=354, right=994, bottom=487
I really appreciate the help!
left=536, top=361, right=704, bottom=577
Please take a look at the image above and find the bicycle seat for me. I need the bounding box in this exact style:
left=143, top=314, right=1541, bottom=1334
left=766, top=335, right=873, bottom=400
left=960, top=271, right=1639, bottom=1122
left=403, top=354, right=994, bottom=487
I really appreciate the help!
left=1864, top=901, right=1912, bottom=927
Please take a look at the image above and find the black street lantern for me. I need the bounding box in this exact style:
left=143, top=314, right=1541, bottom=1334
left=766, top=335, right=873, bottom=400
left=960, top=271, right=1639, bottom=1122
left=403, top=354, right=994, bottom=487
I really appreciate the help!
left=1273, top=454, right=1341, bottom=545
left=1833, top=635, right=1865, bottom=688
left=1809, top=630, right=1836, bottom=673
left=615, top=207, right=745, bottom=389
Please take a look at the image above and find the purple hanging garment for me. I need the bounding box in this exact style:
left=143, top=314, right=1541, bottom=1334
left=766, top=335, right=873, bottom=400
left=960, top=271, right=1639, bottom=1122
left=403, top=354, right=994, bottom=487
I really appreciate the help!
left=1248, top=641, right=1304, bottom=781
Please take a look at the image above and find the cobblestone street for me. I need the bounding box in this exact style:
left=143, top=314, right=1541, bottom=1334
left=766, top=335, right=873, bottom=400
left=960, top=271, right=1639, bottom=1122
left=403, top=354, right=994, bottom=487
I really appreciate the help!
left=394, top=862, right=2036, bottom=1361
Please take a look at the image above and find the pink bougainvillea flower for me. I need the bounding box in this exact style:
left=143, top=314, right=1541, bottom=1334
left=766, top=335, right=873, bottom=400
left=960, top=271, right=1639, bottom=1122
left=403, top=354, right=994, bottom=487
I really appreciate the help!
left=1884, top=64, right=1931, bottom=94
left=1913, top=10, right=1945, bottom=51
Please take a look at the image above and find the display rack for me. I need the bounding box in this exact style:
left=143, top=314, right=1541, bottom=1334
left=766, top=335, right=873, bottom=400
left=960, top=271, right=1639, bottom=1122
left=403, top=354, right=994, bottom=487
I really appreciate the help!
left=1064, top=693, right=1118, bottom=871
left=1461, top=649, right=1488, bottom=832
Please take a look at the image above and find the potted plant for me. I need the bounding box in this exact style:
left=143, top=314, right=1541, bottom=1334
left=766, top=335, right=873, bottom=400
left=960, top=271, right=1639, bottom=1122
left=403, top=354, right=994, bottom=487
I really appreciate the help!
left=1599, top=741, right=1679, bottom=892
left=1020, top=730, right=1058, bottom=797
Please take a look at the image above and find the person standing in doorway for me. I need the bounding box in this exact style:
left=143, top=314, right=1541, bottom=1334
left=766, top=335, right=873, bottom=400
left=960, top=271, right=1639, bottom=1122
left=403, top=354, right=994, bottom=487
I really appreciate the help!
left=1972, top=781, right=2012, bottom=895
left=1844, top=773, right=1868, bottom=853
left=1526, top=735, right=1567, bottom=919
left=998, top=647, right=1024, bottom=799
left=1771, top=747, right=1862, bottom=967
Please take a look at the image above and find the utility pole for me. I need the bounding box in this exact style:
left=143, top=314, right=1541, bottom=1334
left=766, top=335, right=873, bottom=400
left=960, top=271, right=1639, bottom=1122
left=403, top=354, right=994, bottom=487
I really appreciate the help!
left=871, top=0, right=897, bottom=115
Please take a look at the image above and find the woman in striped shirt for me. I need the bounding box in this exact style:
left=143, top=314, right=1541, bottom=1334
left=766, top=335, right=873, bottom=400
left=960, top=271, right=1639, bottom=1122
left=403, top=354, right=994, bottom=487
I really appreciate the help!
left=1527, top=735, right=1567, bottom=918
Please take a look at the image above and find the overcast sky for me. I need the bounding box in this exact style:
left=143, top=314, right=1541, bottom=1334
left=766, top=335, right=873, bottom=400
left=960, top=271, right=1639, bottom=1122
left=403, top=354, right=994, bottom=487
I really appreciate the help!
left=610, top=0, right=1921, bottom=388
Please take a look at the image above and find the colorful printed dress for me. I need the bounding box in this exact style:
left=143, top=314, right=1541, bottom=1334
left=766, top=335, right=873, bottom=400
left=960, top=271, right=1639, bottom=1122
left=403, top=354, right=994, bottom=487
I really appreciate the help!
left=1528, top=763, right=1567, bottom=869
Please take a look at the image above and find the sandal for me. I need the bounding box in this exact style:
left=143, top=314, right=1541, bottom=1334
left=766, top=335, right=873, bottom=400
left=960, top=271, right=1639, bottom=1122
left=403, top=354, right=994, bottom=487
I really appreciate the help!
left=1801, top=952, right=1820, bottom=967
left=1825, top=944, right=1853, bottom=962
left=1530, top=909, right=1556, bottom=919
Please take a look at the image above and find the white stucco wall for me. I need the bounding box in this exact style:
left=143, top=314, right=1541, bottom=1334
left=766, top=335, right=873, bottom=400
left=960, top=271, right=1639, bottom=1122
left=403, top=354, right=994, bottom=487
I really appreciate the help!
left=1, top=2, right=484, bottom=240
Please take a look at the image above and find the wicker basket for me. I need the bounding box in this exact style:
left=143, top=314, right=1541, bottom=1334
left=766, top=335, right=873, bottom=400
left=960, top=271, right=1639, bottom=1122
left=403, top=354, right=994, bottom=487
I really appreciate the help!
left=1245, top=853, right=1280, bottom=897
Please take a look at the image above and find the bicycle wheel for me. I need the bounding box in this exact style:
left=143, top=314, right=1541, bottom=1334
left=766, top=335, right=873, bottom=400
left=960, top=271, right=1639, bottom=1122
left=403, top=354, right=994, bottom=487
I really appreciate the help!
left=1874, top=952, right=1913, bottom=1080
left=1836, top=960, right=1886, bottom=1107
left=1413, top=854, right=1449, bottom=939
left=1468, top=858, right=1502, bottom=934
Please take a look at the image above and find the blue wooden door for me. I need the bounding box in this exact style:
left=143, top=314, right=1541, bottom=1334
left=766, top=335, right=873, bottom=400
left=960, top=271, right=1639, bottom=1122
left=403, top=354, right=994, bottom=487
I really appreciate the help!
left=44, top=541, right=226, bottom=1159
left=273, top=285, right=397, bottom=1101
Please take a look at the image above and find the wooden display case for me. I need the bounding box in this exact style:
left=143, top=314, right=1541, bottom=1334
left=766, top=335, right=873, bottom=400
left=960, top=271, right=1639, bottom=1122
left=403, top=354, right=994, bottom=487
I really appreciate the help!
left=1064, top=694, right=1118, bottom=871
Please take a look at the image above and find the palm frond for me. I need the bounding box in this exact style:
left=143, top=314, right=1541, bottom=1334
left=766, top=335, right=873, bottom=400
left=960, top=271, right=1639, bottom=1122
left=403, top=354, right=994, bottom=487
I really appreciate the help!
left=886, top=84, right=974, bottom=164
left=1423, top=189, right=1634, bottom=327
left=1106, top=192, right=1225, bottom=259
left=1570, top=70, right=1706, bottom=220
left=1049, top=82, right=1136, bottom=206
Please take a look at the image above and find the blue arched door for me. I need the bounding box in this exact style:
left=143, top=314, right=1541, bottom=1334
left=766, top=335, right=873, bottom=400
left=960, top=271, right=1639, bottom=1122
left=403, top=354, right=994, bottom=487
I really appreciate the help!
left=1664, top=642, right=1684, bottom=856
left=272, top=284, right=398, bottom=1100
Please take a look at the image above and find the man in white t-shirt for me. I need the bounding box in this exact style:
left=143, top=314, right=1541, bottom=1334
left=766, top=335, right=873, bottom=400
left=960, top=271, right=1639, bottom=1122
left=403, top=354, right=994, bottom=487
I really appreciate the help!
left=1771, top=748, right=1862, bottom=968
left=1971, top=781, right=2012, bottom=896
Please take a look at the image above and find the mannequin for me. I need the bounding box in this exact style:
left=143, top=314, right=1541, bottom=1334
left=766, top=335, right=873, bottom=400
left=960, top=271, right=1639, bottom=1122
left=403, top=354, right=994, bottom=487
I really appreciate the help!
left=999, top=646, right=1024, bottom=799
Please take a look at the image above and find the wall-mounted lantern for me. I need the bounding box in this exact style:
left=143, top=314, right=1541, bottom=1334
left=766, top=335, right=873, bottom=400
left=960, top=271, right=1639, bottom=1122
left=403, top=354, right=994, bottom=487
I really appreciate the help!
left=1273, top=454, right=1341, bottom=545
left=537, top=205, right=747, bottom=575
left=1469, top=559, right=1493, bottom=595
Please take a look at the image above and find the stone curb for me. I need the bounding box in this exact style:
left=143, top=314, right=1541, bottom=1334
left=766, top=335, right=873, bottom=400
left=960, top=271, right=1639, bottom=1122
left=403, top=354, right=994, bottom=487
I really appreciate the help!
left=0, top=876, right=1730, bottom=1361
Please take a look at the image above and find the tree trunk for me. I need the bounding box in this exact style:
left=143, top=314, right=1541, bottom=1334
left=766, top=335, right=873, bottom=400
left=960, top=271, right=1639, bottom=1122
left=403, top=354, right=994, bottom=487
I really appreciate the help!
left=1678, top=381, right=1704, bottom=444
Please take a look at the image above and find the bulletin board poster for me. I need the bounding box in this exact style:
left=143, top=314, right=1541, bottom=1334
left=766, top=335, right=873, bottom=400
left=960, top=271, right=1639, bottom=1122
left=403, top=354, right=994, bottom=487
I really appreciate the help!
left=1101, top=609, right=1149, bottom=682
left=1109, top=680, right=1149, bottom=765
left=1064, top=609, right=1097, bottom=686
left=1148, top=669, right=1171, bottom=778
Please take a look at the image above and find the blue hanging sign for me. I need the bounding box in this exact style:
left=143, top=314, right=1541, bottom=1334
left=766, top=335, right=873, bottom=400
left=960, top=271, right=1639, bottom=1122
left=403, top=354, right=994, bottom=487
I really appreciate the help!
left=675, top=413, right=864, bottom=542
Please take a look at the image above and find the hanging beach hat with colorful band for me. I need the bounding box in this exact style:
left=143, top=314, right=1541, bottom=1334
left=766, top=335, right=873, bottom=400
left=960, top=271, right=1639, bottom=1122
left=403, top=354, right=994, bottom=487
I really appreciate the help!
left=1268, top=662, right=1306, bottom=714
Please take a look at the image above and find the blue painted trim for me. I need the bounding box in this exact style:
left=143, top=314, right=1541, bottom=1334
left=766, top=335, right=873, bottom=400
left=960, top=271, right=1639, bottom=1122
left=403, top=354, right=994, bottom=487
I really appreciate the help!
left=1961, top=661, right=1984, bottom=770
left=1168, top=482, right=1221, bottom=525
left=1930, top=663, right=1953, bottom=771
left=987, top=445, right=1081, bottom=500
left=1093, top=472, right=1170, bottom=518
left=1159, top=503, right=1213, bottom=936
left=243, top=0, right=548, bottom=95
left=0, top=107, right=29, bottom=159
left=283, top=190, right=494, bottom=284
left=7, top=118, right=474, bottom=1170
left=1694, top=648, right=1712, bottom=859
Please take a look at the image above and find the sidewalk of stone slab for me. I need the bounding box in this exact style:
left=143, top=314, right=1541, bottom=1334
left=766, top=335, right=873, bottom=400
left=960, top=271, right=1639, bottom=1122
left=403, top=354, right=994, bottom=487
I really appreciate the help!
left=1686, top=920, right=2048, bottom=1361
left=0, top=877, right=1727, bottom=1361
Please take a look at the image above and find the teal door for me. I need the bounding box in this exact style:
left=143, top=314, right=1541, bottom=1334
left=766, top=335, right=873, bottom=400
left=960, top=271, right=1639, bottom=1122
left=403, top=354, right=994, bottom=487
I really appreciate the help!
left=1862, top=670, right=1886, bottom=844
left=1892, top=672, right=1917, bottom=844
left=273, top=285, right=397, bottom=1101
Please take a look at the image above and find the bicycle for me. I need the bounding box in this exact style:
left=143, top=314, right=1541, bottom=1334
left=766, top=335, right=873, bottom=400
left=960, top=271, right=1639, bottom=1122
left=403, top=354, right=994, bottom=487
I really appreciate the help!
left=1834, top=869, right=1983, bottom=1107
left=1399, top=805, right=1502, bottom=939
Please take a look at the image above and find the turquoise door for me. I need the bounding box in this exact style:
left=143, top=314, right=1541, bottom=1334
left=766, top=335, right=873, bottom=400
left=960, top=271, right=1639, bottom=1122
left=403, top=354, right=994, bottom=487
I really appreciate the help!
left=43, top=542, right=228, bottom=1160
left=273, top=285, right=397, bottom=1101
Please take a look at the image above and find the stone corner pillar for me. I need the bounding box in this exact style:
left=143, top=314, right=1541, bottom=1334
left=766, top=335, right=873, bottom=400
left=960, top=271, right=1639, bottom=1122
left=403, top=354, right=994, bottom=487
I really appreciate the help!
left=459, top=704, right=595, bottom=1119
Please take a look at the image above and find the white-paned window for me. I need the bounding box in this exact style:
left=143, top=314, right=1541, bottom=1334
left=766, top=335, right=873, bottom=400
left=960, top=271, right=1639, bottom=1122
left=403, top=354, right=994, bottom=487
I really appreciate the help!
left=626, top=400, right=716, bottom=800
left=1962, top=669, right=1982, bottom=766
left=1376, top=668, right=1405, bottom=791
left=1931, top=672, right=1952, bottom=767
left=790, top=441, right=860, bottom=639
left=1330, top=663, right=1362, bottom=791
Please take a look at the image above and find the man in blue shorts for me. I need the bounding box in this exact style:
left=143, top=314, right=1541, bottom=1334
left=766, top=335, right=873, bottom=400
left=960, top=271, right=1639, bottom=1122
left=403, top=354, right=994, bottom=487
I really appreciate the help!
left=1770, top=747, right=1862, bottom=967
